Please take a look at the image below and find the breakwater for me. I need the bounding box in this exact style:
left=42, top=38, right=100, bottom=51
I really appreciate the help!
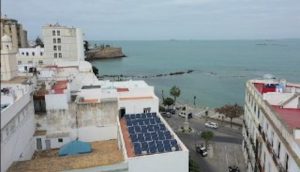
left=97, top=69, right=194, bottom=80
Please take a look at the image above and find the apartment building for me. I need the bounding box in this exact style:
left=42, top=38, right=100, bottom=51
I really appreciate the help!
left=1, top=16, right=28, bottom=48
left=243, top=79, right=300, bottom=172
left=42, top=23, right=84, bottom=63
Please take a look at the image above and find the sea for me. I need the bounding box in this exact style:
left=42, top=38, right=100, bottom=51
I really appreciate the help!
left=90, top=39, right=300, bottom=108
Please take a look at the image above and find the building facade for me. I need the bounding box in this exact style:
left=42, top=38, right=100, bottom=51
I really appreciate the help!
left=16, top=46, right=52, bottom=69
left=1, top=16, right=28, bottom=48
left=1, top=35, right=18, bottom=81
left=42, top=24, right=84, bottom=63
left=243, top=79, right=300, bottom=172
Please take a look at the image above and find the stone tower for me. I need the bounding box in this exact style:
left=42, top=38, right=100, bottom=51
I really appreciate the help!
left=1, top=34, right=17, bottom=81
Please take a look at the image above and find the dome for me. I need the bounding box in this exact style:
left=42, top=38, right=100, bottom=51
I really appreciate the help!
left=1, top=34, right=12, bottom=42
left=79, top=60, right=92, bottom=72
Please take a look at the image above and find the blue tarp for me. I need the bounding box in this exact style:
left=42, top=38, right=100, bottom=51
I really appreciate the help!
left=59, top=140, right=92, bottom=156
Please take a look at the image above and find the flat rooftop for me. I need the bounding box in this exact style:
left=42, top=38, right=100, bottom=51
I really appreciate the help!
left=252, top=81, right=300, bottom=130
left=8, top=139, right=124, bottom=172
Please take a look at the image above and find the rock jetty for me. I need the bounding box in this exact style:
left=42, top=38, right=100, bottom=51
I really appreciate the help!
left=85, top=47, right=126, bottom=60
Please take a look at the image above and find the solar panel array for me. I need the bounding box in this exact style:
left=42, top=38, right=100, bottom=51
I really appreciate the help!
left=124, top=112, right=180, bottom=156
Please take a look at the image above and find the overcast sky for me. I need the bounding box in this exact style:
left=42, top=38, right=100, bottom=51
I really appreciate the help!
left=2, top=0, right=300, bottom=40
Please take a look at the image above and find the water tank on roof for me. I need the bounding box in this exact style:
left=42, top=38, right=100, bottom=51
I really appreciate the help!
left=263, top=74, right=276, bottom=80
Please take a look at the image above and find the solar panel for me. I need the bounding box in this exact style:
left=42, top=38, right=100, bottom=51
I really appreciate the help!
left=134, top=143, right=142, bottom=155
left=146, top=113, right=152, bottom=118
left=141, top=113, right=146, bottom=118
left=144, top=133, right=151, bottom=141
left=128, top=126, right=135, bottom=134
left=159, top=124, right=166, bottom=131
left=125, top=112, right=180, bottom=156
left=134, top=126, right=141, bottom=133
left=132, top=120, right=138, bottom=126
left=130, top=114, right=136, bottom=119
left=151, top=132, right=158, bottom=140
left=138, top=133, right=145, bottom=142
left=131, top=134, right=138, bottom=143
left=149, top=118, right=156, bottom=125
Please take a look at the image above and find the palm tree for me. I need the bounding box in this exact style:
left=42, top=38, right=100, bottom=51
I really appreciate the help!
left=215, top=103, right=244, bottom=128
left=201, top=131, right=214, bottom=148
left=170, top=86, right=181, bottom=105
left=163, top=97, right=174, bottom=108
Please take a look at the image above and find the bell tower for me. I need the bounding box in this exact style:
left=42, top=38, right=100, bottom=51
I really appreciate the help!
left=1, top=34, right=17, bottom=81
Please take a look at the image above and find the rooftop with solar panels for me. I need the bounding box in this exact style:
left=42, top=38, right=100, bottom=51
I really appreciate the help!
left=120, top=112, right=182, bottom=157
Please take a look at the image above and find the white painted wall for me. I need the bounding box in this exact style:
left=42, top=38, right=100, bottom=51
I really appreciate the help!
left=119, top=96, right=159, bottom=114
left=71, top=125, right=118, bottom=142
left=128, top=150, right=189, bottom=172
left=1, top=101, right=35, bottom=172
left=45, top=93, right=68, bottom=110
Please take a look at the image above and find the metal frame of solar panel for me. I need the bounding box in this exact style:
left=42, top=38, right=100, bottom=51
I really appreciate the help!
left=124, top=113, right=180, bottom=156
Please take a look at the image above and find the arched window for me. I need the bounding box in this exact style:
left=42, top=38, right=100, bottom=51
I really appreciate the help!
left=32, top=52, right=35, bottom=56
left=26, top=52, right=29, bottom=56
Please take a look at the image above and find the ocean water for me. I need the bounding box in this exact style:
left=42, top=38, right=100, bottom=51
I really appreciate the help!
left=91, top=40, right=300, bottom=108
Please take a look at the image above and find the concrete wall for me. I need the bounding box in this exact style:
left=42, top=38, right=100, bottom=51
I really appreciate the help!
left=128, top=150, right=189, bottom=172
left=45, top=93, right=68, bottom=110
left=73, top=125, right=117, bottom=142
left=1, top=100, right=35, bottom=172
left=119, top=96, right=159, bottom=114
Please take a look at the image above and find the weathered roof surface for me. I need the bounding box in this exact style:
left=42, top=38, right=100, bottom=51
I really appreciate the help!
left=8, top=139, right=124, bottom=172
left=273, top=106, right=300, bottom=129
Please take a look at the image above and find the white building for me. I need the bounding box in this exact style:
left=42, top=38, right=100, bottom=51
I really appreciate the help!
left=1, top=35, right=36, bottom=172
left=243, top=79, right=300, bottom=172
left=42, top=23, right=84, bottom=63
left=5, top=60, right=189, bottom=172
left=16, top=46, right=51, bottom=67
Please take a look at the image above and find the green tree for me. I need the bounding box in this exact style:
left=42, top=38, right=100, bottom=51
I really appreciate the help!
left=215, top=103, right=244, bottom=128
left=35, top=36, right=44, bottom=48
left=170, top=86, right=181, bottom=105
left=201, top=131, right=214, bottom=148
left=163, top=97, right=174, bottom=108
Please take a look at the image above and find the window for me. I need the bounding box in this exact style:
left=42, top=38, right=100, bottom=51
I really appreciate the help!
left=26, top=52, right=29, bottom=56
left=277, top=142, right=281, bottom=158
left=57, top=30, right=60, bottom=36
left=28, top=61, right=33, bottom=64
left=18, top=61, right=22, bottom=64
left=32, top=52, right=35, bottom=56
left=59, top=53, right=62, bottom=58
left=38, top=60, right=43, bottom=65
left=257, top=109, right=260, bottom=119
left=53, top=38, right=56, bottom=43
left=285, top=153, right=289, bottom=171
left=52, top=30, right=56, bottom=36
left=21, top=52, right=24, bottom=55
left=53, top=45, right=57, bottom=51
left=40, top=52, right=43, bottom=56
left=57, top=38, right=61, bottom=43
left=58, top=45, right=61, bottom=51
left=54, top=53, right=57, bottom=58
left=58, top=138, right=63, bottom=143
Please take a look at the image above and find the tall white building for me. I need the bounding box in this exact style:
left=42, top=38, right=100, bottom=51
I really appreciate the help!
left=42, top=23, right=84, bottom=63
left=243, top=79, right=300, bottom=172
